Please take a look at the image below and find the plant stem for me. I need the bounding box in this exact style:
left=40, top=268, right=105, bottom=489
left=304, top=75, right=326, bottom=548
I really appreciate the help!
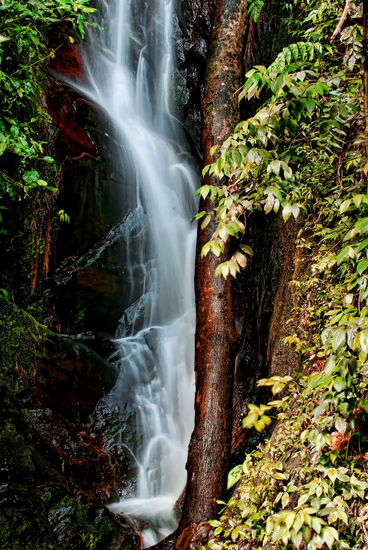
left=330, top=0, right=351, bottom=41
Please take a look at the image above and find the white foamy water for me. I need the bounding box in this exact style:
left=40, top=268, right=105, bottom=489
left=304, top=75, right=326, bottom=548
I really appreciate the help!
left=72, top=0, right=198, bottom=545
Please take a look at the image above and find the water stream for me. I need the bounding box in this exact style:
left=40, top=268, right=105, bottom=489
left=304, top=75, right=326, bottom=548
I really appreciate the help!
left=74, top=0, right=198, bottom=545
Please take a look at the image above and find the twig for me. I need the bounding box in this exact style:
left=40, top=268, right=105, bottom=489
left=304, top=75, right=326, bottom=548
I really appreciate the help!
left=69, top=151, right=98, bottom=161
left=330, top=0, right=352, bottom=41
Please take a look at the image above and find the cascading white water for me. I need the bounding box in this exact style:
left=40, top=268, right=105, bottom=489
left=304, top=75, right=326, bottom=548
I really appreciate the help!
left=73, top=0, right=198, bottom=546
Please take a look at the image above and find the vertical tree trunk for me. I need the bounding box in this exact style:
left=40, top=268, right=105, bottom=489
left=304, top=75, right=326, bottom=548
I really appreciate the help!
left=175, top=2, right=248, bottom=548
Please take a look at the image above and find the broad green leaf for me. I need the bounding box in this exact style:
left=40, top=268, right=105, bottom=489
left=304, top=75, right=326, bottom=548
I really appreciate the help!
left=357, top=259, right=368, bottom=275
left=201, top=214, right=211, bottom=229
left=332, top=328, right=346, bottom=351
left=335, top=417, right=347, bottom=435
left=282, top=203, right=292, bottom=222
left=227, top=464, right=242, bottom=489
left=339, top=199, right=351, bottom=213
left=240, top=244, right=254, bottom=256
left=192, top=211, right=206, bottom=222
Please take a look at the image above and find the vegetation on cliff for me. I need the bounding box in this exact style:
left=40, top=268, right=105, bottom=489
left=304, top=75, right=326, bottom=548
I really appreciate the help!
left=199, top=0, right=368, bottom=548
left=0, top=0, right=96, bottom=216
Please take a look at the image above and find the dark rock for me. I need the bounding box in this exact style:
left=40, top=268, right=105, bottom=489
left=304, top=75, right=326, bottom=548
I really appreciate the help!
left=0, top=484, right=142, bottom=550
left=0, top=298, right=138, bottom=546
left=37, top=334, right=117, bottom=421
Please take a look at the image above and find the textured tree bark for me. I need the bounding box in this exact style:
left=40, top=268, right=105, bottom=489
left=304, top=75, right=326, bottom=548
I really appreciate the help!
left=174, top=2, right=248, bottom=548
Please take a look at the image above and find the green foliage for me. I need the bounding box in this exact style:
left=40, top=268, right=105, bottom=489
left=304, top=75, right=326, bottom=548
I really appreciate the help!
left=0, top=0, right=95, bottom=226
left=248, top=0, right=264, bottom=23
left=0, top=423, right=34, bottom=475
left=58, top=209, right=70, bottom=223
left=203, top=0, right=368, bottom=548
left=196, top=0, right=363, bottom=280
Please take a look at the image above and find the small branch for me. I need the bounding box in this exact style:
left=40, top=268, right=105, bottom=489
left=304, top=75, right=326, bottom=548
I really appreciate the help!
left=69, top=151, right=98, bottom=161
left=330, top=0, right=352, bottom=41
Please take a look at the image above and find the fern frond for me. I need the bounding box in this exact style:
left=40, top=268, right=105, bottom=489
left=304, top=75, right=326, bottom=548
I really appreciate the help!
left=268, top=42, right=323, bottom=76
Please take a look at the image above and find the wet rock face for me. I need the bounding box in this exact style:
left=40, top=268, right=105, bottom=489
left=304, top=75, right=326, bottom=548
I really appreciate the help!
left=0, top=299, right=124, bottom=498
left=43, top=28, right=128, bottom=342
left=46, top=83, right=97, bottom=156
left=37, top=335, right=117, bottom=421
left=33, top=335, right=124, bottom=501
left=0, top=298, right=141, bottom=549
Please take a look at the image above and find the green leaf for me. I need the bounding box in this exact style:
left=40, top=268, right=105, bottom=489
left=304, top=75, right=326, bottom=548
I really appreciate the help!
left=325, top=468, right=337, bottom=483
left=210, top=144, right=219, bottom=156
left=232, top=149, right=242, bottom=166
left=282, top=492, right=290, bottom=508
left=357, top=259, right=368, bottom=275
left=335, top=417, right=347, bottom=435
left=201, top=214, right=211, bottom=229
left=308, top=373, right=332, bottom=390
left=336, top=246, right=350, bottom=264
left=208, top=520, right=221, bottom=527
left=297, top=493, right=309, bottom=507
left=357, top=329, right=368, bottom=355
left=282, top=203, right=292, bottom=222
left=23, top=170, right=39, bottom=184
left=240, top=244, right=254, bottom=256
left=42, top=156, right=54, bottom=163
left=227, top=464, right=242, bottom=489
left=202, top=165, right=210, bottom=177
left=339, top=199, right=351, bottom=213
left=10, top=125, right=19, bottom=138
left=200, top=185, right=210, bottom=200
left=192, top=211, right=206, bottom=222
left=356, top=237, right=368, bottom=253
left=311, top=517, right=322, bottom=534
left=291, top=204, right=300, bottom=219
left=334, top=377, right=347, bottom=392
left=331, top=328, right=346, bottom=351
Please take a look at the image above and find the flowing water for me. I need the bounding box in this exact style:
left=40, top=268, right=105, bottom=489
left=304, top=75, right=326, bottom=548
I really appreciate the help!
left=73, top=0, right=198, bottom=545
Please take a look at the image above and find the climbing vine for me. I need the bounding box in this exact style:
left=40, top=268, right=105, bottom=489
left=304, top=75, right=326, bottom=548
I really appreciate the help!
left=198, top=0, right=368, bottom=548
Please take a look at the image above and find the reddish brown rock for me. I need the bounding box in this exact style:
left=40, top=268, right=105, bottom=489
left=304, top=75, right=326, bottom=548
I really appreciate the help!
left=51, top=43, right=84, bottom=78
left=46, top=83, right=96, bottom=155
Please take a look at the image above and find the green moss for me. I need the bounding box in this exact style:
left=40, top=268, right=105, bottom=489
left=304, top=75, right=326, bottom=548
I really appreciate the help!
left=0, top=296, right=51, bottom=378
left=51, top=497, right=121, bottom=549
left=0, top=423, right=34, bottom=476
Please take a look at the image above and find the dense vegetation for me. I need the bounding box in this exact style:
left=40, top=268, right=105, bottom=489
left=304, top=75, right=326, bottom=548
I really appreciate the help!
left=198, top=0, right=368, bottom=548
left=0, top=0, right=96, bottom=232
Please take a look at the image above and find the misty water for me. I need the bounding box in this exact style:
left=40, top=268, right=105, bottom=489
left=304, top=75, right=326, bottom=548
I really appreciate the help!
left=72, top=0, right=198, bottom=546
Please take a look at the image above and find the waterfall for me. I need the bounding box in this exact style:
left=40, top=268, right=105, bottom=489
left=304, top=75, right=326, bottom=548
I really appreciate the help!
left=72, top=0, right=198, bottom=545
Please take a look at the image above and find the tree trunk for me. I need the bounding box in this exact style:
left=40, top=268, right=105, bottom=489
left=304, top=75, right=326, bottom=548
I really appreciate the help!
left=174, top=2, right=248, bottom=548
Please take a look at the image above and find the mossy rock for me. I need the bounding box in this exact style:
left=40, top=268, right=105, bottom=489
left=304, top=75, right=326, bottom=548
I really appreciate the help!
left=0, top=485, right=141, bottom=550
left=0, top=296, right=117, bottom=421
left=0, top=298, right=138, bottom=548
